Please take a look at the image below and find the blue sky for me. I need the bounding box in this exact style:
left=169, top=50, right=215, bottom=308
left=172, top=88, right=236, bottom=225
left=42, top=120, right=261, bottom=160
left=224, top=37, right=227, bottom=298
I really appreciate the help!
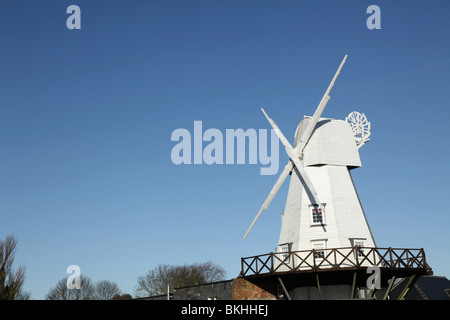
left=1, top=0, right=449, bottom=299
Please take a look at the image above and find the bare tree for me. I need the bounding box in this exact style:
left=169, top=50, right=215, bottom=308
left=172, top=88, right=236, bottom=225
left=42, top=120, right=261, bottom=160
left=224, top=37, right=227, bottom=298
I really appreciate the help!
left=134, top=261, right=226, bottom=298
left=46, top=275, right=95, bottom=300
left=0, top=235, right=29, bottom=300
left=193, top=261, right=227, bottom=283
left=46, top=276, right=124, bottom=300
left=112, top=293, right=132, bottom=300
left=92, top=280, right=121, bottom=300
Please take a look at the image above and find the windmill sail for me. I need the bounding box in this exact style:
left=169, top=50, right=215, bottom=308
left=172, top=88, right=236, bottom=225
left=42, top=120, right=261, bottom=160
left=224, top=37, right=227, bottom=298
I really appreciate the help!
left=243, top=55, right=348, bottom=239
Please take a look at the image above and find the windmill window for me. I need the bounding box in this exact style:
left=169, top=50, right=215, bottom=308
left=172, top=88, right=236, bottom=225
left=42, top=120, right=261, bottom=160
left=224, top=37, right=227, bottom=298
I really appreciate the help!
left=350, top=239, right=366, bottom=258
left=278, top=243, right=292, bottom=263
left=310, top=204, right=326, bottom=226
left=355, top=241, right=365, bottom=257
left=315, top=250, right=325, bottom=259
left=311, top=240, right=327, bottom=259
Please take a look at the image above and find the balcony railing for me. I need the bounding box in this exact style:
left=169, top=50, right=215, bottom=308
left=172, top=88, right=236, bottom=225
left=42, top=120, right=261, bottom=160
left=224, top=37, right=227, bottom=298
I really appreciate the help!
left=240, top=247, right=432, bottom=277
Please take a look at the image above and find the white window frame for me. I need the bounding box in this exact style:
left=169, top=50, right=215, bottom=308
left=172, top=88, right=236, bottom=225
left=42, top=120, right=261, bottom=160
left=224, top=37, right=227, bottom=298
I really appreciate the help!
left=350, top=238, right=366, bottom=258
left=278, top=243, right=292, bottom=263
left=311, top=239, right=327, bottom=260
left=309, top=203, right=326, bottom=226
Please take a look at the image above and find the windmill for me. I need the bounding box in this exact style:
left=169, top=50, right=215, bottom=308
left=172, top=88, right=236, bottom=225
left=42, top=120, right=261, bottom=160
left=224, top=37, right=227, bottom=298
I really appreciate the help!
left=244, top=54, right=376, bottom=252
left=239, top=55, right=432, bottom=300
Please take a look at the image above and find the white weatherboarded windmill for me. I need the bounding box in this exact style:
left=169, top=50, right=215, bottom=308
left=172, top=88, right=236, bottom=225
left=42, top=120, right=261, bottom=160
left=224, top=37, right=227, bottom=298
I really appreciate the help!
left=238, top=56, right=432, bottom=300
left=244, top=54, right=376, bottom=261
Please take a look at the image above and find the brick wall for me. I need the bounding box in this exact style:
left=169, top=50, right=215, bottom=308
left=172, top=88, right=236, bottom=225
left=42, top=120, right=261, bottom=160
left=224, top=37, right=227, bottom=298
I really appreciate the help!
left=231, top=278, right=276, bottom=300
